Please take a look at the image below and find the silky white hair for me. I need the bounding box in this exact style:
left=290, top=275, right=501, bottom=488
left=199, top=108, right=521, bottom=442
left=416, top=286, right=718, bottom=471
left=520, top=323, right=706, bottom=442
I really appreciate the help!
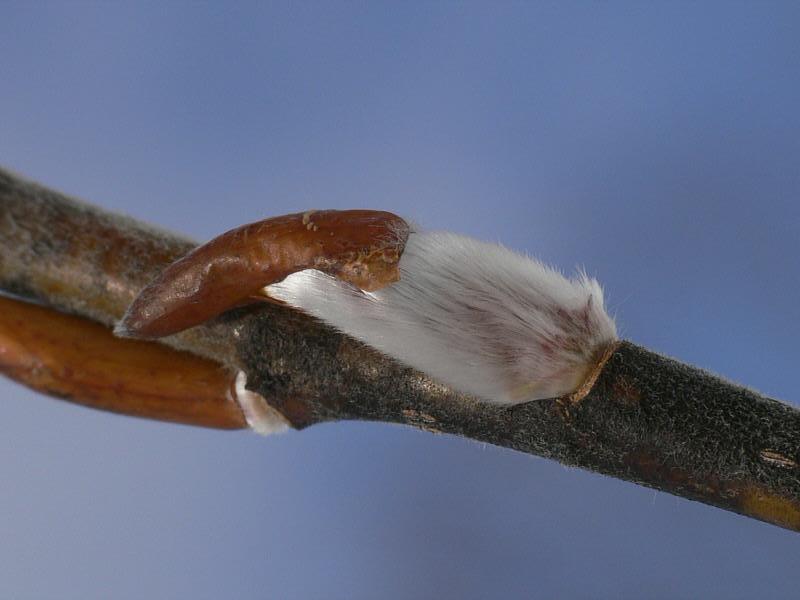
left=234, top=371, right=290, bottom=435
left=266, top=231, right=617, bottom=405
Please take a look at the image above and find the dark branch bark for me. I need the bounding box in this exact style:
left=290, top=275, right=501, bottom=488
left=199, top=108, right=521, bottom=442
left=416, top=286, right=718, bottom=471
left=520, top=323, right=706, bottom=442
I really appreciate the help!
left=1, top=166, right=799, bottom=532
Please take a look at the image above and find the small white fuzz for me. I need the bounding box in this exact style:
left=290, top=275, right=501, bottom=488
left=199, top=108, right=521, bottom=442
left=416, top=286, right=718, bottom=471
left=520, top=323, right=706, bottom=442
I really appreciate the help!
left=266, top=231, right=617, bottom=405
left=234, top=371, right=291, bottom=435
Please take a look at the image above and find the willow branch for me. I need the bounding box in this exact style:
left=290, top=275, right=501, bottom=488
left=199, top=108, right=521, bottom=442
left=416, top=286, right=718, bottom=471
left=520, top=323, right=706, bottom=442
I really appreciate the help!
left=1, top=166, right=799, bottom=532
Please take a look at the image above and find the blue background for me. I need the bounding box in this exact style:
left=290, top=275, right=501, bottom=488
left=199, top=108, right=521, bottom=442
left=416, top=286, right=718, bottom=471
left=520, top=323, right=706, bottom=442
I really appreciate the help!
left=1, top=2, right=799, bottom=598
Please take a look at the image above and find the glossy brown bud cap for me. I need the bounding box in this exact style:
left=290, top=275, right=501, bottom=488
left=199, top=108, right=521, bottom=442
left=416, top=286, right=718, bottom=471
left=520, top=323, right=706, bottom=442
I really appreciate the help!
left=116, top=210, right=410, bottom=339
left=0, top=295, right=246, bottom=430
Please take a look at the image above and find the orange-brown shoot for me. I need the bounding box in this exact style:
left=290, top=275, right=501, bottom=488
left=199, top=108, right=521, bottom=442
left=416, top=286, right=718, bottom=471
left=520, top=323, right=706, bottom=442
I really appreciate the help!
left=0, top=295, right=247, bottom=429
left=117, top=210, right=410, bottom=339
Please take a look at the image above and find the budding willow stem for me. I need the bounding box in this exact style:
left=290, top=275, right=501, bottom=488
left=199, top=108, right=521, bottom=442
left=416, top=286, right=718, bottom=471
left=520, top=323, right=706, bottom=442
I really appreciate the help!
left=1, top=166, right=799, bottom=532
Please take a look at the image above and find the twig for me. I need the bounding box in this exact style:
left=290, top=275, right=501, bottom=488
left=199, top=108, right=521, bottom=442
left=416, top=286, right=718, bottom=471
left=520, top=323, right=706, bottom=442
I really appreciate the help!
left=1, top=166, right=799, bottom=532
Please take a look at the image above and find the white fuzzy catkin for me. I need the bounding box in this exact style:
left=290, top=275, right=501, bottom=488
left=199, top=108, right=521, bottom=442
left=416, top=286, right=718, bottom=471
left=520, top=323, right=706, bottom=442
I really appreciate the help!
left=266, top=231, right=617, bottom=405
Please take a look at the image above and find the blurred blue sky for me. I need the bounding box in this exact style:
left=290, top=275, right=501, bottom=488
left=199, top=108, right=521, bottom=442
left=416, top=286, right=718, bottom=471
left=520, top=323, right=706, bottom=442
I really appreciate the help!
left=1, top=2, right=799, bottom=598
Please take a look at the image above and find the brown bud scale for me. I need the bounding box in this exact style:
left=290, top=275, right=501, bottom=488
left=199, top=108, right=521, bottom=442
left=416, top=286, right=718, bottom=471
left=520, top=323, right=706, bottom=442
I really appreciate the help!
left=117, top=210, right=409, bottom=339
left=0, top=295, right=246, bottom=429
